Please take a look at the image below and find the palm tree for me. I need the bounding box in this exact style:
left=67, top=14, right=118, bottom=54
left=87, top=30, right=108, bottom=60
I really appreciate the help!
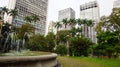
left=31, top=15, right=40, bottom=23
left=9, top=9, right=18, bottom=19
left=9, top=9, right=18, bottom=26
left=24, top=16, right=32, bottom=23
left=69, top=18, right=76, bottom=28
left=77, top=18, right=83, bottom=26
left=1, top=7, right=9, bottom=15
left=62, top=18, right=68, bottom=29
left=55, top=21, right=62, bottom=31
left=87, top=19, right=93, bottom=26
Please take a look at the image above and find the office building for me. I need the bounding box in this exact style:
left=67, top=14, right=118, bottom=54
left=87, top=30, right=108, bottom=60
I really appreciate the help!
left=113, top=0, right=120, bottom=8
left=80, top=1, right=100, bottom=43
left=48, top=21, right=55, bottom=33
left=7, top=0, right=48, bottom=35
left=58, top=8, right=75, bottom=30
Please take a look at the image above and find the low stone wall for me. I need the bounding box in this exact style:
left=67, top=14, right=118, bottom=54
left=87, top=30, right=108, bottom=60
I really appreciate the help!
left=0, top=53, right=57, bottom=67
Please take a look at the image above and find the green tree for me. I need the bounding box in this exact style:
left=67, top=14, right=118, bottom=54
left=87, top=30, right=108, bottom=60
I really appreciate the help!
left=9, top=9, right=18, bottom=19
left=55, top=21, right=62, bottom=31
left=24, top=16, right=32, bottom=23
left=26, top=34, right=48, bottom=51
left=56, top=30, right=70, bottom=45
left=46, top=32, right=56, bottom=52
left=69, top=18, right=76, bottom=28
left=55, top=44, right=67, bottom=56
left=17, top=23, right=34, bottom=39
left=62, top=18, right=69, bottom=29
left=31, top=14, right=40, bottom=23
left=69, top=36, right=93, bottom=56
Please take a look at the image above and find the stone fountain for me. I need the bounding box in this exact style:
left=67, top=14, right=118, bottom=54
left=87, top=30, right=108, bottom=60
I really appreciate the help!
left=0, top=23, right=58, bottom=67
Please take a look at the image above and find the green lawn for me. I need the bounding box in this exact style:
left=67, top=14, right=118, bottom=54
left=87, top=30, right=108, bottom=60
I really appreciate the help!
left=57, top=56, right=120, bottom=67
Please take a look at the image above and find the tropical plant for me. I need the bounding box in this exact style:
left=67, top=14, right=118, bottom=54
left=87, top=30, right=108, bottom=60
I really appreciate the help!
left=62, top=18, right=69, bottom=29
left=55, top=44, right=67, bottom=56
left=17, top=23, right=35, bottom=39
left=9, top=9, right=18, bottom=19
left=55, top=21, right=62, bottom=31
left=56, top=30, right=70, bottom=45
left=69, top=36, right=93, bottom=56
left=26, top=34, right=48, bottom=51
left=69, top=18, right=76, bottom=27
left=46, top=32, right=56, bottom=52
left=24, top=16, right=32, bottom=23
left=31, top=14, right=40, bottom=23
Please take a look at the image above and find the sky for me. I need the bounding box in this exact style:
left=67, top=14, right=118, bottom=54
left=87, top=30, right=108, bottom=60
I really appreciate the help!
left=0, top=0, right=114, bottom=21
left=0, top=0, right=115, bottom=33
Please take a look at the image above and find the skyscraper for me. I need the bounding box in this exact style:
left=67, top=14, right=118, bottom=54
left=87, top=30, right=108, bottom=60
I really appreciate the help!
left=7, top=0, right=48, bottom=35
left=58, top=8, right=75, bottom=30
left=80, top=1, right=100, bottom=43
left=48, top=21, right=55, bottom=33
left=113, top=0, right=120, bottom=8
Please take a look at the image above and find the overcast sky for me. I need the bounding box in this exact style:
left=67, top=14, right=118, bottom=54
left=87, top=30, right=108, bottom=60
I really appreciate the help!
left=0, top=0, right=115, bottom=34
left=0, top=0, right=114, bottom=25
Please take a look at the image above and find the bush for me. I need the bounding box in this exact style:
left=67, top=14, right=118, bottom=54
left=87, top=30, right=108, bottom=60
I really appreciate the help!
left=46, top=32, right=56, bottom=52
left=55, top=44, right=67, bottom=56
left=25, top=34, right=48, bottom=51
left=69, top=36, right=93, bottom=56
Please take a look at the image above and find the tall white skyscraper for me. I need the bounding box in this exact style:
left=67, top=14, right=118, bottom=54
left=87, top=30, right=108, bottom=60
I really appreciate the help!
left=58, top=8, right=75, bottom=30
left=7, top=0, right=48, bottom=35
left=48, top=21, right=55, bottom=33
left=80, top=1, right=100, bottom=43
left=113, top=0, right=120, bottom=8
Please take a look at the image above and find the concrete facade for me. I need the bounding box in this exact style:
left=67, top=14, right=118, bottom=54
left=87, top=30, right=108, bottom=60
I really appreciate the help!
left=80, top=1, right=100, bottom=43
left=7, top=0, right=48, bottom=35
left=48, top=21, right=55, bottom=33
left=113, top=0, right=120, bottom=8
left=58, top=8, right=75, bottom=30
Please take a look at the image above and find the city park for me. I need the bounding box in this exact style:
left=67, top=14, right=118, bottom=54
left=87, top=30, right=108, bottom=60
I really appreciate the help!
left=0, top=7, right=120, bottom=67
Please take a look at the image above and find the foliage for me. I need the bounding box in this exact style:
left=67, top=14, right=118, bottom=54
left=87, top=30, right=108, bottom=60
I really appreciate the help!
left=95, top=8, right=120, bottom=58
left=24, top=15, right=40, bottom=23
left=94, top=30, right=120, bottom=58
left=17, top=23, right=34, bottom=39
left=69, top=36, right=93, bottom=56
left=9, top=9, right=18, bottom=18
left=56, top=30, right=70, bottom=45
left=55, top=44, right=67, bottom=56
left=46, top=32, right=56, bottom=52
left=26, top=34, right=48, bottom=51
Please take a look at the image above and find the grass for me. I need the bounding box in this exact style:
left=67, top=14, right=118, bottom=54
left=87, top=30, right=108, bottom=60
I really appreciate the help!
left=58, top=56, right=120, bottom=67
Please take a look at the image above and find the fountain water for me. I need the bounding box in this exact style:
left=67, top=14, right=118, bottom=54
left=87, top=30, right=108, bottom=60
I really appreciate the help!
left=0, top=23, right=26, bottom=53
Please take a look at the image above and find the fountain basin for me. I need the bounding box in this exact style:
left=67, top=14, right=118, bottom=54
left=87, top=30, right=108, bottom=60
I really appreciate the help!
left=0, top=53, right=57, bottom=67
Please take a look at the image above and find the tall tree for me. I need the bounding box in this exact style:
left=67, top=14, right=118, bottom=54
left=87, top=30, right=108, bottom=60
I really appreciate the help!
left=24, top=16, right=32, bottom=23
left=9, top=9, right=18, bottom=19
left=69, top=18, right=76, bottom=28
left=55, top=21, right=62, bottom=31
left=1, top=7, right=9, bottom=15
left=62, top=18, right=68, bottom=29
left=31, top=14, right=40, bottom=23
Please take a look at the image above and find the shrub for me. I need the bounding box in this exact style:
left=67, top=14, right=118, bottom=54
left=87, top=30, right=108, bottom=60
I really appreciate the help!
left=46, top=32, right=56, bottom=52
left=69, top=36, right=93, bottom=56
left=55, top=44, right=67, bottom=56
left=26, top=34, right=48, bottom=51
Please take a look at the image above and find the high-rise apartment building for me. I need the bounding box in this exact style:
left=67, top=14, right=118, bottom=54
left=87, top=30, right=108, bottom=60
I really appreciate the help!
left=58, top=8, right=75, bottom=30
left=48, top=21, right=55, bottom=33
left=113, top=0, right=120, bottom=8
left=7, top=0, right=48, bottom=35
left=80, top=1, right=100, bottom=43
